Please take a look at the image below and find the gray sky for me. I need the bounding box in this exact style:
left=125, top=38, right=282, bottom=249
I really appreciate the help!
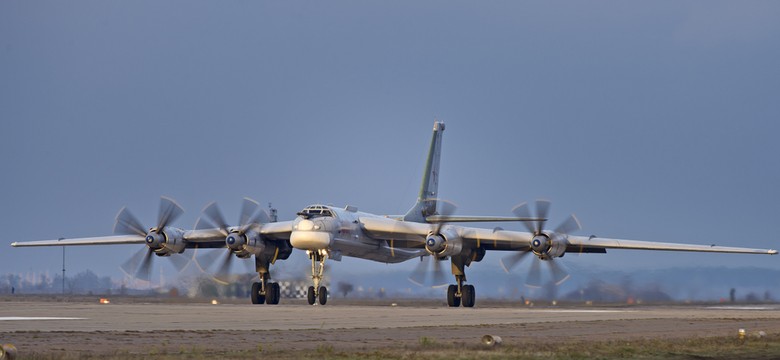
left=1, top=1, right=779, bottom=285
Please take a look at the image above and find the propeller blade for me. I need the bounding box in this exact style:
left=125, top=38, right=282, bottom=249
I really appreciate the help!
left=241, top=208, right=271, bottom=233
left=193, top=216, right=213, bottom=230
left=499, top=250, right=532, bottom=273
left=120, top=246, right=148, bottom=276
left=201, top=202, right=229, bottom=234
left=408, top=257, right=429, bottom=286
left=547, top=259, right=571, bottom=286
left=554, top=214, right=581, bottom=236
left=239, top=198, right=260, bottom=227
left=215, top=251, right=235, bottom=282
left=240, top=257, right=255, bottom=273
left=196, top=248, right=226, bottom=273
left=534, top=199, right=551, bottom=234
left=430, top=198, right=457, bottom=234
left=430, top=257, right=448, bottom=287
left=135, top=248, right=155, bottom=282
left=168, top=252, right=193, bottom=273
left=114, top=207, right=147, bottom=237
left=526, top=258, right=542, bottom=288
left=157, top=196, right=184, bottom=230
left=511, top=202, right=536, bottom=234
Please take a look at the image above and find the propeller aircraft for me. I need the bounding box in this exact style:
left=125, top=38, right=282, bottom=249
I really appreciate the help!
left=11, top=121, right=777, bottom=307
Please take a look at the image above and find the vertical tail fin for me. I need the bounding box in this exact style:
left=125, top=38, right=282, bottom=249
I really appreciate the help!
left=403, top=121, right=445, bottom=222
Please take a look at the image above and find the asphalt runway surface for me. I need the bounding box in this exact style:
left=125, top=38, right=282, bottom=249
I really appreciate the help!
left=2, top=300, right=780, bottom=332
left=2, top=298, right=780, bottom=357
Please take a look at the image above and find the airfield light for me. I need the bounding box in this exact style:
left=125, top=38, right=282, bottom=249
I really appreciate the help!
left=211, top=299, right=219, bottom=305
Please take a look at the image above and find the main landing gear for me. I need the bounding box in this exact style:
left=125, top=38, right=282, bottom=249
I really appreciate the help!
left=250, top=256, right=280, bottom=305
left=446, top=275, right=475, bottom=307
left=446, top=257, right=475, bottom=307
left=306, top=249, right=328, bottom=305
left=251, top=273, right=281, bottom=305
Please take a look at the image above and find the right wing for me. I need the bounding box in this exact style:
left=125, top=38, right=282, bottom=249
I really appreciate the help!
left=10, top=222, right=294, bottom=248
left=11, top=235, right=146, bottom=247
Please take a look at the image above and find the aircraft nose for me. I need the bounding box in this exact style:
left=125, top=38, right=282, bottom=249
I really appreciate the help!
left=297, top=219, right=315, bottom=231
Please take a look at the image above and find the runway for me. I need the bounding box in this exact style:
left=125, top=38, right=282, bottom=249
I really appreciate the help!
left=0, top=300, right=778, bottom=332
left=1, top=299, right=779, bottom=358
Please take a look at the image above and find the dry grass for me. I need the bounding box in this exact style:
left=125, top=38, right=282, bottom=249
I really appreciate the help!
left=14, top=334, right=780, bottom=360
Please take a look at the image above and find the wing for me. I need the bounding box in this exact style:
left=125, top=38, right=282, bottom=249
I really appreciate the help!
left=11, top=235, right=146, bottom=247
left=10, top=230, right=226, bottom=248
left=360, top=216, right=777, bottom=255
left=566, top=235, right=777, bottom=255
left=10, top=221, right=295, bottom=248
left=260, top=221, right=293, bottom=240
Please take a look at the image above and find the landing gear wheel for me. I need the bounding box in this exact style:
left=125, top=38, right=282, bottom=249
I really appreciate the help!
left=447, top=285, right=460, bottom=307
left=307, top=286, right=316, bottom=305
left=273, top=282, right=281, bottom=304
left=251, top=282, right=265, bottom=304
left=318, top=286, right=328, bottom=305
left=462, top=284, right=476, bottom=308
left=266, top=282, right=280, bottom=305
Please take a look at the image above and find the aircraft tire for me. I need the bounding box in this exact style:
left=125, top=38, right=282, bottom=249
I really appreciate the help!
left=251, top=282, right=265, bottom=304
left=318, top=286, right=328, bottom=305
left=307, top=286, right=316, bottom=305
left=273, top=282, right=281, bottom=304
left=268, top=282, right=281, bottom=305
left=462, top=285, right=476, bottom=308
left=266, top=283, right=279, bottom=305
left=447, top=285, right=460, bottom=307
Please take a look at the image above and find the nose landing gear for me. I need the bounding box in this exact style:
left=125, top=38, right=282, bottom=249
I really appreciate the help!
left=307, top=249, right=328, bottom=305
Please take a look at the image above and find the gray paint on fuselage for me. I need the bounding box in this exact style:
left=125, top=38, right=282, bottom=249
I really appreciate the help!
left=295, top=205, right=425, bottom=263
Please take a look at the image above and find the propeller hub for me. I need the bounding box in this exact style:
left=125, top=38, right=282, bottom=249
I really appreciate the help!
left=145, top=232, right=165, bottom=250
left=425, top=234, right=447, bottom=254
left=530, top=234, right=549, bottom=254
left=226, top=232, right=246, bottom=251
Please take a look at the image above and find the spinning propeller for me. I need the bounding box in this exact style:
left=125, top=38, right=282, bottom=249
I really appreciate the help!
left=408, top=199, right=457, bottom=288
left=500, top=199, right=581, bottom=288
left=116, top=196, right=192, bottom=282
left=194, top=198, right=268, bottom=284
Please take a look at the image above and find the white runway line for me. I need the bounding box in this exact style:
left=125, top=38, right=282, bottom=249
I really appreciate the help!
left=706, top=306, right=780, bottom=311
left=532, top=310, right=633, bottom=313
left=0, top=317, right=86, bottom=321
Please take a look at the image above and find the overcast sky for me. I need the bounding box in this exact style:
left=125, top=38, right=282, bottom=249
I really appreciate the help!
left=1, top=1, right=779, bottom=288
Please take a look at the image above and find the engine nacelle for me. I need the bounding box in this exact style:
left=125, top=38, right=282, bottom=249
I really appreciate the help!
left=425, top=227, right=463, bottom=258
left=226, top=230, right=270, bottom=258
left=146, top=227, right=185, bottom=255
left=530, top=233, right=566, bottom=259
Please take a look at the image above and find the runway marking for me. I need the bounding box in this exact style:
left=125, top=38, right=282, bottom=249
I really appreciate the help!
left=706, top=306, right=780, bottom=311
left=0, top=317, right=86, bottom=321
left=532, top=310, right=633, bottom=313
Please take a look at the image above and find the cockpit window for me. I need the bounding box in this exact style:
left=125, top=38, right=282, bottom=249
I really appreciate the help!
left=298, top=205, right=334, bottom=218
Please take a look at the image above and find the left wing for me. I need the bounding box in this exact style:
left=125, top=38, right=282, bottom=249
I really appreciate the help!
left=360, top=216, right=777, bottom=255
left=565, top=235, right=777, bottom=254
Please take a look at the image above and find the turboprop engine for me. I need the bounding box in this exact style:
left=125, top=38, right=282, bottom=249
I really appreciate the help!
left=226, top=228, right=268, bottom=258
left=529, top=233, right=566, bottom=260
left=424, top=227, right=463, bottom=258
left=146, top=226, right=186, bottom=255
